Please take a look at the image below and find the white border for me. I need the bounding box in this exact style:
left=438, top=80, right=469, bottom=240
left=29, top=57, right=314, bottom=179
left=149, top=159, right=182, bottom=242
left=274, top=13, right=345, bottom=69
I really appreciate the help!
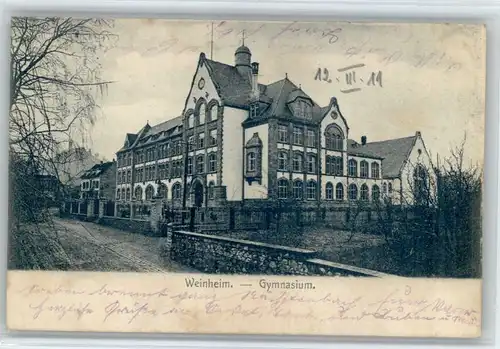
left=0, top=0, right=498, bottom=348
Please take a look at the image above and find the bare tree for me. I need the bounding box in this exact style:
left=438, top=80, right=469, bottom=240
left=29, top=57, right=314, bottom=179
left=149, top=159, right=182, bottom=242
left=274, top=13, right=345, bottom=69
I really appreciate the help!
left=9, top=17, right=116, bottom=269
left=372, top=134, right=481, bottom=277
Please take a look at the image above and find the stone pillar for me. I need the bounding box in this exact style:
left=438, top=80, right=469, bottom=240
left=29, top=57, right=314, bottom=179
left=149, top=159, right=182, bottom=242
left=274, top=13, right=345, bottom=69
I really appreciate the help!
left=87, top=200, right=94, bottom=218
left=99, top=200, right=105, bottom=218
left=149, top=200, right=163, bottom=234
left=130, top=202, right=134, bottom=219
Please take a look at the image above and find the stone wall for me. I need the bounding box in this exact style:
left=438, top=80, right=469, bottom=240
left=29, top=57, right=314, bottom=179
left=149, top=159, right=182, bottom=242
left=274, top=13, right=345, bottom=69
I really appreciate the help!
left=170, top=230, right=387, bottom=277
left=97, top=216, right=155, bottom=236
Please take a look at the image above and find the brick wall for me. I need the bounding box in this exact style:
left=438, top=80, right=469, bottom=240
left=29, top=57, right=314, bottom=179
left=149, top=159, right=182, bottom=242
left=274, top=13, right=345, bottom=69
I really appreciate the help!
left=169, top=230, right=387, bottom=277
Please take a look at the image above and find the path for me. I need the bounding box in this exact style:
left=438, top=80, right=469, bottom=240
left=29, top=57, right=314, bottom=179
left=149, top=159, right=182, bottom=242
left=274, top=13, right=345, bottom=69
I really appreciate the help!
left=53, top=217, right=192, bottom=272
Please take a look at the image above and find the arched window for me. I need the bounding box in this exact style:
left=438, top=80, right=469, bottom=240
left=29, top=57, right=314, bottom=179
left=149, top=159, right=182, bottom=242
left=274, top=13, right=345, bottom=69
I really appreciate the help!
left=335, top=183, right=344, bottom=200
left=325, top=182, right=334, bottom=200
left=372, top=185, right=380, bottom=202
left=126, top=188, right=131, bottom=200
left=360, top=184, right=369, bottom=201
left=159, top=184, right=168, bottom=199
left=247, top=152, right=256, bottom=172
left=371, top=162, right=380, bottom=178
left=208, top=181, right=215, bottom=199
left=172, top=182, right=182, bottom=200
left=388, top=182, right=393, bottom=194
left=278, top=151, right=288, bottom=171
left=306, top=180, right=317, bottom=200
left=348, top=159, right=358, bottom=177
left=277, top=178, right=289, bottom=199
left=187, top=112, right=195, bottom=129
left=134, top=186, right=143, bottom=201
left=348, top=184, right=358, bottom=201
left=210, top=103, right=218, bottom=121
left=145, top=185, right=154, bottom=200
left=208, top=153, right=217, bottom=173
left=325, top=124, right=344, bottom=151
left=198, top=104, right=206, bottom=125
left=293, top=180, right=303, bottom=199
left=292, top=152, right=303, bottom=172
left=116, top=188, right=121, bottom=200
left=187, top=157, right=193, bottom=175
left=196, top=155, right=205, bottom=174
left=360, top=161, right=369, bottom=178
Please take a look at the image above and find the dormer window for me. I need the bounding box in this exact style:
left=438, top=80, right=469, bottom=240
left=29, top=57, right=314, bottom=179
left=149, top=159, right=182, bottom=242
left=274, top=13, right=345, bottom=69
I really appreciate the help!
left=244, top=132, right=263, bottom=185
left=250, top=104, right=259, bottom=118
left=299, top=99, right=311, bottom=119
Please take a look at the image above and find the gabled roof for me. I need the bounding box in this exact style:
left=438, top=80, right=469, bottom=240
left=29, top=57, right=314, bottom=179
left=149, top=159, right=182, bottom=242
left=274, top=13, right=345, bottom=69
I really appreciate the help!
left=118, top=116, right=183, bottom=152
left=204, top=58, right=253, bottom=108
left=80, top=161, right=115, bottom=179
left=347, top=135, right=418, bottom=178
left=203, top=52, right=328, bottom=123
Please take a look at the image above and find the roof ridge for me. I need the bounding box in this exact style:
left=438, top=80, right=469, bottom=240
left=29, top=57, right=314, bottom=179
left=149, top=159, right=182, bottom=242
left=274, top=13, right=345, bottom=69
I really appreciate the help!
left=363, top=135, right=416, bottom=145
left=270, top=79, right=287, bottom=116
left=205, top=58, right=236, bottom=69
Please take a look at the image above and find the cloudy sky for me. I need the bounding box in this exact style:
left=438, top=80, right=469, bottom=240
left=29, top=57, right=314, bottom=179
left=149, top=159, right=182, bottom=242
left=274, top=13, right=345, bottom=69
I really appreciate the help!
left=90, top=19, right=485, bottom=166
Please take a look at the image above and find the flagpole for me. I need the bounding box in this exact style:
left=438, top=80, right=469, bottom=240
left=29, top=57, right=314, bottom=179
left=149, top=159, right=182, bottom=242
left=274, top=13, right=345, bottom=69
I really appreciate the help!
left=210, top=22, right=214, bottom=59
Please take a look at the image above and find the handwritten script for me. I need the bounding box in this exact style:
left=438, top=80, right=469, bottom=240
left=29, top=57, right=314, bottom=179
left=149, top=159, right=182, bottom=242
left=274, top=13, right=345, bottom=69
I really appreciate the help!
left=19, top=282, right=480, bottom=328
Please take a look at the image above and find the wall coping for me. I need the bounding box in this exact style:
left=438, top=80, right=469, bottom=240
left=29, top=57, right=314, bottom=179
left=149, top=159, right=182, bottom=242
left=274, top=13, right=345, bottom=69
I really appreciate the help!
left=306, top=258, right=393, bottom=278
left=174, top=230, right=316, bottom=256
left=99, top=216, right=149, bottom=222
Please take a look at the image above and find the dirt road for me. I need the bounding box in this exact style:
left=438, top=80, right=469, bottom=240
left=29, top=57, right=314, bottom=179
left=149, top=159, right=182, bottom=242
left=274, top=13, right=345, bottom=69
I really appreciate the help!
left=53, top=218, right=191, bottom=272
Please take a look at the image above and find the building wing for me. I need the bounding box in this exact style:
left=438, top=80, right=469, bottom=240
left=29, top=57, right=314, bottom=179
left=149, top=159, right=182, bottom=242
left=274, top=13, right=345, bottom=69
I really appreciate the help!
left=347, top=135, right=418, bottom=178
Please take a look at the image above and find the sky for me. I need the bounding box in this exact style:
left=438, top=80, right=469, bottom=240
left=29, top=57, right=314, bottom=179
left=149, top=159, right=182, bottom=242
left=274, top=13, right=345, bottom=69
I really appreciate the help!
left=88, top=19, right=486, bottom=167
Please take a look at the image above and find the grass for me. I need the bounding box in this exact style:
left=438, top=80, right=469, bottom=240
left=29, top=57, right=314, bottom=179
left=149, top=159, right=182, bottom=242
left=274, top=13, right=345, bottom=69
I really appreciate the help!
left=208, top=227, right=405, bottom=275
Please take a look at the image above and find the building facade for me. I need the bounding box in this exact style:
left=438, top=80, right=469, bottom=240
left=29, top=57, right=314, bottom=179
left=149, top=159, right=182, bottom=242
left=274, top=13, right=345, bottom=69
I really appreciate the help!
left=115, top=44, right=434, bottom=209
left=80, top=161, right=117, bottom=200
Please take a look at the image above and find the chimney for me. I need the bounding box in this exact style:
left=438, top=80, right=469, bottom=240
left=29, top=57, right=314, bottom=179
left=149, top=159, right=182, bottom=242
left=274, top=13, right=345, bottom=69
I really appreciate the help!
left=251, top=62, right=259, bottom=100
left=361, top=136, right=367, bottom=145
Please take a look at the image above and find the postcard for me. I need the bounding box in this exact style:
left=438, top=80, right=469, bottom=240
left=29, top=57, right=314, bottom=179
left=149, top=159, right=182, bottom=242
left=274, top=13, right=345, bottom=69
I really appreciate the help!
left=7, top=18, right=485, bottom=337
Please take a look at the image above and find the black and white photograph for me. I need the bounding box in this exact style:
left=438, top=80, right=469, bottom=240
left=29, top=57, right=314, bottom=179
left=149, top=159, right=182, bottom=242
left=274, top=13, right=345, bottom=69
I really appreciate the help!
left=8, top=18, right=484, bottom=278
left=6, top=17, right=485, bottom=336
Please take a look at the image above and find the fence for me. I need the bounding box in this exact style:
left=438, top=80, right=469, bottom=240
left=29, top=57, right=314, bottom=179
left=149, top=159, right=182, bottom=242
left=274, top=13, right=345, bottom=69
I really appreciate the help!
left=60, top=197, right=415, bottom=237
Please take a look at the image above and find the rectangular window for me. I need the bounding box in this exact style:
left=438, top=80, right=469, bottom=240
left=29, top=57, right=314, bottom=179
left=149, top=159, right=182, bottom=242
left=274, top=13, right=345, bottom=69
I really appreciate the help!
left=209, top=129, right=217, bottom=146
left=198, top=132, right=205, bottom=149
left=209, top=154, right=217, bottom=172
left=293, top=153, right=302, bottom=172
left=247, top=152, right=256, bottom=172
left=250, top=104, right=258, bottom=118
left=278, top=152, right=288, bottom=171
left=164, top=163, right=169, bottom=178
left=188, top=136, right=195, bottom=151
left=360, top=162, right=369, bottom=178
left=127, top=170, right=131, bottom=183
left=278, top=125, right=288, bottom=143
left=293, top=127, right=303, bottom=145
left=187, top=157, right=193, bottom=175
left=333, top=157, right=343, bottom=176
left=196, top=156, right=204, bottom=174
left=307, top=154, right=316, bottom=173
left=306, top=130, right=316, bottom=147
